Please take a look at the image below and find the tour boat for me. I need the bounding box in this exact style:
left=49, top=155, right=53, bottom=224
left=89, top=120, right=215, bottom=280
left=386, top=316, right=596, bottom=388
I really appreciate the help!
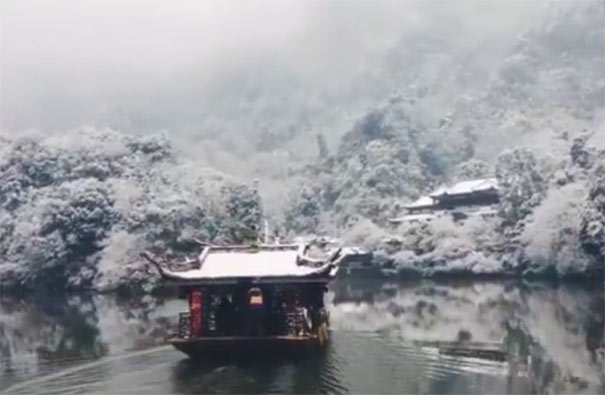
left=142, top=243, right=341, bottom=359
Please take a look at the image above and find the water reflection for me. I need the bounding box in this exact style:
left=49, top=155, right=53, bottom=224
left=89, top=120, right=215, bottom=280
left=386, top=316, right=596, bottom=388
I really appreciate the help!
left=1, top=279, right=603, bottom=394
left=330, top=278, right=604, bottom=393
left=0, top=292, right=177, bottom=390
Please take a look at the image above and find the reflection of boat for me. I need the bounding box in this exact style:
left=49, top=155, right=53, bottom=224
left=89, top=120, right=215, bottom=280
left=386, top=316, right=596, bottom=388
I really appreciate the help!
left=143, top=244, right=340, bottom=359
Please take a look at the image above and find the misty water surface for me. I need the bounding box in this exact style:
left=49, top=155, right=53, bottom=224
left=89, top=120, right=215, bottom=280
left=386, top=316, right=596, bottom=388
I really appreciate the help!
left=1, top=278, right=603, bottom=394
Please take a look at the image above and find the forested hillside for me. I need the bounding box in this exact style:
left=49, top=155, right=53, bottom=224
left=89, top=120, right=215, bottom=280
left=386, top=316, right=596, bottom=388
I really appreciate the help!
left=0, top=0, right=603, bottom=290
left=0, top=130, right=262, bottom=291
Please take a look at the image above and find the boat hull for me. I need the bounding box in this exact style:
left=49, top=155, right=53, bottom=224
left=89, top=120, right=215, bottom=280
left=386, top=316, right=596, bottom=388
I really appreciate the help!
left=169, top=334, right=328, bottom=360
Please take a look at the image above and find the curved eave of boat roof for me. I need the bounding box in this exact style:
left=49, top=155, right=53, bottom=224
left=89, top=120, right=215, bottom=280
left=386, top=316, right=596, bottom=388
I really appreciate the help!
left=159, top=264, right=338, bottom=286
left=145, top=243, right=340, bottom=285
left=163, top=275, right=337, bottom=286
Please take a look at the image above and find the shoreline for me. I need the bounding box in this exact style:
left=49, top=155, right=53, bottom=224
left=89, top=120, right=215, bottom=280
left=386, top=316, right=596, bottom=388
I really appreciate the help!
left=2, top=268, right=603, bottom=297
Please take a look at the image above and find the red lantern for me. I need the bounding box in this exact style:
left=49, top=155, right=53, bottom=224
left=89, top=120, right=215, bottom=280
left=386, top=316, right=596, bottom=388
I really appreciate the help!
left=189, top=291, right=203, bottom=337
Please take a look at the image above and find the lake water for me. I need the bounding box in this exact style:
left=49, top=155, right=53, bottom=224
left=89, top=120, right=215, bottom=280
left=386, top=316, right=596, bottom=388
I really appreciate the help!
left=1, top=278, right=603, bottom=394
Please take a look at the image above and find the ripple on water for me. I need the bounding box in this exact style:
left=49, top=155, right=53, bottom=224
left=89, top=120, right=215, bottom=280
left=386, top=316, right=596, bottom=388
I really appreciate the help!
left=6, top=332, right=528, bottom=394
left=324, top=331, right=522, bottom=394
left=2, top=332, right=531, bottom=395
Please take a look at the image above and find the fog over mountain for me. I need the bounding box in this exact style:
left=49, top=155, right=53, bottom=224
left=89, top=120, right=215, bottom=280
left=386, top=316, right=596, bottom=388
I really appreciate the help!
left=1, top=0, right=603, bottom=290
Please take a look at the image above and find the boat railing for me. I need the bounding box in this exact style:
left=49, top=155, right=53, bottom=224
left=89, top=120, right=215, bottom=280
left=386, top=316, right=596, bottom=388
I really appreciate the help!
left=174, top=307, right=316, bottom=339
left=285, top=308, right=312, bottom=336
left=178, top=312, right=191, bottom=338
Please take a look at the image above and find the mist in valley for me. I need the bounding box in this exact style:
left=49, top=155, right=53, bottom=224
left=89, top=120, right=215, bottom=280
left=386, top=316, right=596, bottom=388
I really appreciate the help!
left=1, top=0, right=604, bottom=290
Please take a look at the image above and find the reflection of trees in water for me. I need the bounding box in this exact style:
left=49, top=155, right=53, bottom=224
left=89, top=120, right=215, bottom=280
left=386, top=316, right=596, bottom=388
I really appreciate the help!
left=520, top=282, right=605, bottom=393
left=0, top=292, right=177, bottom=386
left=0, top=293, right=106, bottom=381
left=330, top=278, right=605, bottom=392
left=93, top=294, right=177, bottom=351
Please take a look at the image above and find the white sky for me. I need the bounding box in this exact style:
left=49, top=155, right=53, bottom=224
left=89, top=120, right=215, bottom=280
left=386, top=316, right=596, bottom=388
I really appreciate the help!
left=0, top=0, right=545, bottom=135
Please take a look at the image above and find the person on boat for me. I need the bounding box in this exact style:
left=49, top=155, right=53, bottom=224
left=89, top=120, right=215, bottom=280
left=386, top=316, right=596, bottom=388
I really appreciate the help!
left=247, top=287, right=265, bottom=336
left=216, top=295, right=235, bottom=336
left=282, top=286, right=312, bottom=336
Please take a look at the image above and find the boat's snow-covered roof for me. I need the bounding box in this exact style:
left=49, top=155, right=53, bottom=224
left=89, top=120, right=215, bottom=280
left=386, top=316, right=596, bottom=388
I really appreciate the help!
left=430, top=178, right=498, bottom=197
left=153, top=245, right=335, bottom=282
left=186, top=250, right=318, bottom=279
